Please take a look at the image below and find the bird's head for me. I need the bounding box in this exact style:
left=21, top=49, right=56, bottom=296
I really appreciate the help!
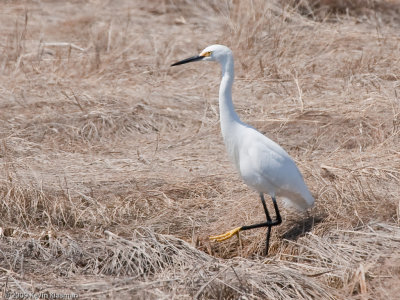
left=171, top=44, right=232, bottom=66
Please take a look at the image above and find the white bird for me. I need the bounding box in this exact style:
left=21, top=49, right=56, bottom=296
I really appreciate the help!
left=171, top=45, right=314, bottom=255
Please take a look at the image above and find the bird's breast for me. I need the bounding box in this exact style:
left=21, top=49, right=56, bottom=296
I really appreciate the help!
left=222, top=134, right=240, bottom=170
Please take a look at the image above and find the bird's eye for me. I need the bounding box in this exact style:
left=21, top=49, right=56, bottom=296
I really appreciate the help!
left=202, top=51, right=212, bottom=57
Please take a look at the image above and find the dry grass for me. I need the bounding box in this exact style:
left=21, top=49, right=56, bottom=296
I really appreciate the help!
left=0, top=0, right=400, bottom=299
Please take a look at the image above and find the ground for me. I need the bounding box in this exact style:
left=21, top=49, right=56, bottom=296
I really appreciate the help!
left=0, top=0, right=399, bottom=299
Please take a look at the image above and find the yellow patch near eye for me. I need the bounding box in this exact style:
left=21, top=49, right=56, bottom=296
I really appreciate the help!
left=201, top=51, right=212, bottom=57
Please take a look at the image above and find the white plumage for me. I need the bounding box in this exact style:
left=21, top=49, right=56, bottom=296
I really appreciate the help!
left=200, top=44, right=314, bottom=210
left=172, top=44, right=314, bottom=254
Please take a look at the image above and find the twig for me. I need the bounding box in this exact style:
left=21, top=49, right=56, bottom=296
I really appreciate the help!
left=43, top=42, right=86, bottom=52
left=337, top=229, right=400, bottom=241
left=82, top=279, right=179, bottom=297
left=293, top=75, right=304, bottom=112
left=231, top=265, right=246, bottom=292
left=194, top=266, right=230, bottom=299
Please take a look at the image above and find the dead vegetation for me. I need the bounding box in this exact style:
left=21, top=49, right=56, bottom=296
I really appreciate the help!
left=0, top=0, right=400, bottom=299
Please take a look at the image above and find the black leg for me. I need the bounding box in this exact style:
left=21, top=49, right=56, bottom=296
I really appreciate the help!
left=271, top=196, right=282, bottom=225
left=241, top=194, right=282, bottom=255
left=265, top=225, right=272, bottom=256
left=209, top=194, right=282, bottom=255
left=260, top=193, right=272, bottom=256
left=260, top=193, right=272, bottom=222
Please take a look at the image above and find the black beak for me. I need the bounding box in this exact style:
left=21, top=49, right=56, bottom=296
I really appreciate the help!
left=171, top=55, right=203, bottom=66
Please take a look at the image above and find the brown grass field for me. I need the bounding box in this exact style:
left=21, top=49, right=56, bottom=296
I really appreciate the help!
left=1, top=0, right=400, bottom=299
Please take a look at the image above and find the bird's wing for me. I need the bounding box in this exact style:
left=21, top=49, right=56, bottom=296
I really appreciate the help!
left=239, top=129, right=313, bottom=209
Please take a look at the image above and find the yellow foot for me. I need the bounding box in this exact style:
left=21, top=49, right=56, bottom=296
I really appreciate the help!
left=209, top=227, right=242, bottom=242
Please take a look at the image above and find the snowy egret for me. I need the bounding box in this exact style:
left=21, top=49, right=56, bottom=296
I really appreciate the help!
left=171, top=45, right=314, bottom=255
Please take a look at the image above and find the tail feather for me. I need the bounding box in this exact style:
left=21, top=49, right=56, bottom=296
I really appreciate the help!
left=281, top=189, right=314, bottom=211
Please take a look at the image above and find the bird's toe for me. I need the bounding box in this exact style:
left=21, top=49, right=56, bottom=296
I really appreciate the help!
left=209, top=226, right=242, bottom=242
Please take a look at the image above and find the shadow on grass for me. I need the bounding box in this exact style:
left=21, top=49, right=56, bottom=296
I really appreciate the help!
left=281, top=214, right=324, bottom=241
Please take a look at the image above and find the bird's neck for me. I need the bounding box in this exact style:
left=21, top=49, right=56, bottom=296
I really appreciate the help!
left=219, top=56, right=241, bottom=139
